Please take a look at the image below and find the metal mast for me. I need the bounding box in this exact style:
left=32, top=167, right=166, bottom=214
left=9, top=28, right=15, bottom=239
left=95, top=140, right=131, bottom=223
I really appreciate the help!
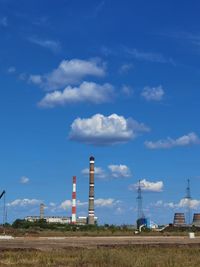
left=137, top=180, right=144, bottom=219
left=0, top=190, right=6, bottom=225
left=185, top=179, right=191, bottom=225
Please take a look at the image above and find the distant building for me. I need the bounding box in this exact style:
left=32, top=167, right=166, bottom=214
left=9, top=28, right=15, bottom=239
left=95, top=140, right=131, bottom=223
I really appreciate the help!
left=24, top=215, right=98, bottom=225
left=173, top=213, right=186, bottom=226
left=25, top=216, right=71, bottom=224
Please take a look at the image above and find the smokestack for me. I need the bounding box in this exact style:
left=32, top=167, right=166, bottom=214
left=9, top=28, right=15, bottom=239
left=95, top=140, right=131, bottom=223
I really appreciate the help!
left=71, top=176, right=77, bottom=224
left=40, top=203, right=45, bottom=219
left=88, top=156, right=95, bottom=225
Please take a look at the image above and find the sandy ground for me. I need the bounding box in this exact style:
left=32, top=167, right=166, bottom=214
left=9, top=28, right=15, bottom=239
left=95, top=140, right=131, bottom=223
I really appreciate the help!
left=0, top=236, right=200, bottom=251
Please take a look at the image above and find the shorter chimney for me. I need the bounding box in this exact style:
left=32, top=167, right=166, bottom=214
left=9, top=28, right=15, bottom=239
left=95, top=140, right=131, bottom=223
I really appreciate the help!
left=71, top=176, right=77, bottom=224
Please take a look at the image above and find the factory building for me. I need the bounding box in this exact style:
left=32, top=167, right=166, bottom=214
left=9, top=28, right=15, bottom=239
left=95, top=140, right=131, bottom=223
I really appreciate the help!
left=25, top=216, right=71, bottom=224
left=25, top=215, right=97, bottom=225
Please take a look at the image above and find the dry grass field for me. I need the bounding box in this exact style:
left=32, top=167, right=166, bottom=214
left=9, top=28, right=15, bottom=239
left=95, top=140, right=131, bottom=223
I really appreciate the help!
left=0, top=245, right=200, bottom=267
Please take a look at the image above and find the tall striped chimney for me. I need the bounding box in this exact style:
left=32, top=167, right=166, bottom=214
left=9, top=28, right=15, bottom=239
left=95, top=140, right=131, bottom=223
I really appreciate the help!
left=71, top=176, right=76, bottom=224
left=88, top=156, right=95, bottom=225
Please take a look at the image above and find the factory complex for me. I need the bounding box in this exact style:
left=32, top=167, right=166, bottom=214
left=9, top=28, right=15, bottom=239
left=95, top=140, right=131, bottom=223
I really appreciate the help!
left=25, top=156, right=97, bottom=226
left=0, top=155, right=199, bottom=230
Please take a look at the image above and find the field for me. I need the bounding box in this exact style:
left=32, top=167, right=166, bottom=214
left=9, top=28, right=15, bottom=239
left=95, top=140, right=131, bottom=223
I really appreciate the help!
left=1, top=224, right=200, bottom=266
left=0, top=236, right=200, bottom=266
left=0, top=245, right=200, bottom=267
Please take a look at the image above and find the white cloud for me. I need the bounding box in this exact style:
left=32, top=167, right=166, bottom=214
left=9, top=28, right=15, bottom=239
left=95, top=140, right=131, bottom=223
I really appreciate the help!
left=29, top=58, right=106, bottom=90
left=20, top=176, right=30, bottom=184
left=0, top=17, right=8, bottom=27
left=7, top=199, right=41, bottom=207
left=38, top=81, right=114, bottom=108
left=178, top=198, right=200, bottom=209
left=29, top=75, right=43, bottom=85
left=153, top=198, right=200, bottom=210
left=8, top=67, right=16, bottom=74
left=59, top=200, right=88, bottom=210
left=119, top=63, right=133, bottom=74
left=69, top=113, right=150, bottom=146
left=60, top=200, right=72, bottom=210
left=153, top=200, right=176, bottom=209
left=28, top=37, right=61, bottom=53
left=141, top=86, right=164, bottom=101
left=108, top=164, right=131, bottom=178
left=94, top=198, right=121, bottom=207
left=82, top=167, right=107, bottom=179
left=121, top=85, right=133, bottom=97
left=82, top=164, right=132, bottom=179
left=145, top=132, right=200, bottom=149
left=125, top=47, right=174, bottom=64
left=129, top=179, right=164, bottom=192
left=59, top=198, right=120, bottom=210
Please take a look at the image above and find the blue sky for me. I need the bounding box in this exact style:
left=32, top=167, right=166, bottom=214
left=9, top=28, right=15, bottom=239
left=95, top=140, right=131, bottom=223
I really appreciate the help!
left=0, top=0, right=200, bottom=225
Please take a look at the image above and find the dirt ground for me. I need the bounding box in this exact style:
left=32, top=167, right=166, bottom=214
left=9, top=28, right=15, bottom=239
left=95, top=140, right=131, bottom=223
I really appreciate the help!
left=0, top=236, right=200, bottom=251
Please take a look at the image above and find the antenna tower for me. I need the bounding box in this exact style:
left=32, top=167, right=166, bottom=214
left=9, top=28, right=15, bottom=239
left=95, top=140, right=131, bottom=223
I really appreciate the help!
left=137, top=180, right=144, bottom=219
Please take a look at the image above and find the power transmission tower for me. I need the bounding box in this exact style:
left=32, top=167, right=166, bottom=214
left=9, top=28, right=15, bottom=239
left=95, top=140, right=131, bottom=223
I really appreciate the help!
left=185, top=179, right=191, bottom=225
left=137, top=180, right=144, bottom=219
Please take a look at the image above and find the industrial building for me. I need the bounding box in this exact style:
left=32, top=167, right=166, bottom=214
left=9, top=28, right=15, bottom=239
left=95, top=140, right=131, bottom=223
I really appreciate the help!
left=25, top=215, right=98, bottom=225
left=25, top=216, right=71, bottom=224
left=192, top=214, right=200, bottom=227
left=173, top=213, right=186, bottom=226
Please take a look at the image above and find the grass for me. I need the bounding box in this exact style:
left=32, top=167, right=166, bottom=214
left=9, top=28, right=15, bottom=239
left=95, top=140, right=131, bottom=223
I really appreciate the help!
left=0, top=246, right=200, bottom=267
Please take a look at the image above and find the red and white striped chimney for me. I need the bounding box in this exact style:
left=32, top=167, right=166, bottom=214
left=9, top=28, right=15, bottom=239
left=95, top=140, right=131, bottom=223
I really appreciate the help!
left=71, top=176, right=76, bottom=224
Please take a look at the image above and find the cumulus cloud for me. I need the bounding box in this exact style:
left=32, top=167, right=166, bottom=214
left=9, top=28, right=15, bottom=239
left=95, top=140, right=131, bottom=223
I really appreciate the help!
left=129, top=179, right=163, bottom=192
left=60, top=200, right=72, bottom=210
left=141, top=86, right=164, bottom=101
left=28, top=37, right=61, bottom=53
left=20, top=176, right=30, bottom=184
left=82, top=167, right=107, bottom=179
left=7, top=199, right=41, bottom=207
left=59, top=200, right=88, bottom=210
left=145, top=132, right=200, bottom=149
left=94, top=198, right=121, bottom=207
left=108, top=164, right=131, bottom=178
left=38, top=81, right=114, bottom=108
left=82, top=164, right=132, bottom=179
left=59, top=198, right=119, bottom=209
left=178, top=198, right=200, bottom=209
left=69, top=113, right=150, bottom=146
left=29, top=58, right=106, bottom=90
left=154, top=198, right=200, bottom=210
left=29, top=75, right=43, bottom=85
